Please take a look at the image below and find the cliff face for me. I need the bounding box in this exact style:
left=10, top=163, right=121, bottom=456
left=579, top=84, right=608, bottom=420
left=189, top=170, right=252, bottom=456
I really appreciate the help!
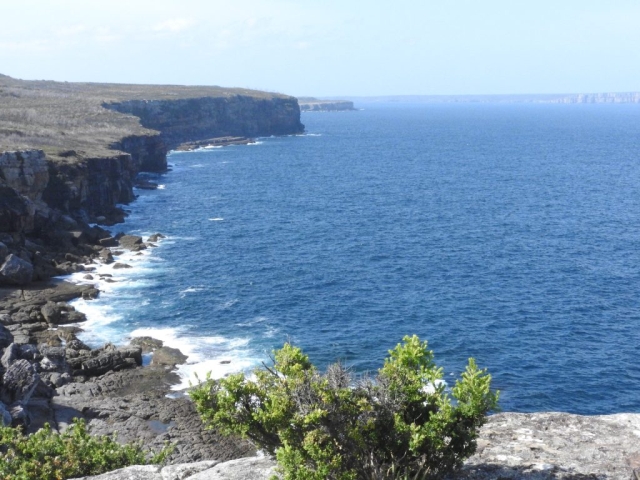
left=0, top=150, right=49, bottom=202
left=0, top=150, right=48, bottom=233
left=42, top=154, right=139, bottom=216
left=105, top=95, right=304, bottom=150
left=114, top=134, right=167, bottom=173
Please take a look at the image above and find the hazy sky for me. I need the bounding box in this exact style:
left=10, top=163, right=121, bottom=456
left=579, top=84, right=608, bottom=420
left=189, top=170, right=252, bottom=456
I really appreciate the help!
left=2, top=0, right=640, bottom=96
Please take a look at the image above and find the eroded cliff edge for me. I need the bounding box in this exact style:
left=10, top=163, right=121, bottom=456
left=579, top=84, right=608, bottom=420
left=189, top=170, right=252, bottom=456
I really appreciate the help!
left=0, top=74, right=303, bottom=285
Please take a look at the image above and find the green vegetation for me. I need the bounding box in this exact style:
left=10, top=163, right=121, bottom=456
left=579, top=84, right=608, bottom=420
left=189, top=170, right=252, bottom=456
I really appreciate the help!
left=191, top=335, right=498, bottom=480
left=0, top=419, right=171, bottom=480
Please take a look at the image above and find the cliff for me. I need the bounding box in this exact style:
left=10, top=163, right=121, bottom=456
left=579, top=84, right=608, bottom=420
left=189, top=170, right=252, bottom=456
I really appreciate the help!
left=106, top=96, right=303, bottom=150
left=0, top=74, right=304, bottom=285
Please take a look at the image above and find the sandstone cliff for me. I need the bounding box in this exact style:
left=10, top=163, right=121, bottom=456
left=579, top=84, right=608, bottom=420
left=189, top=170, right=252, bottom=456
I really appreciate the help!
left=106, top=96, right=303, bottom=151
left=0, top=75, right=304, bottom=285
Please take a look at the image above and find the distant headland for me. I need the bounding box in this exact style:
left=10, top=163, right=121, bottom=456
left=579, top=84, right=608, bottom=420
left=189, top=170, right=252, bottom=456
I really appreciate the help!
left=336, top=92, right=640, bottom=104
left=298, top=96, right=356, bottom=111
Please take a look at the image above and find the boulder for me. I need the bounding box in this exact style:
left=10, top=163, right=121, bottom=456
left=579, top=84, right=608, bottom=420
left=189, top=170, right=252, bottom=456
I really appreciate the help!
left=57, top=309, right=87, bottom=325
left=9, top=402, right=30, bottom=428
left=150, top=346, right=188, bottom=367
left=39, top=345, right=68, bottom=372
left=0, top=254, right=34, bottom=285
left=1, top=343, right=19, bottom=369
left=113, top=263, right=132, bottom=269
left=40, top=301, right=61, bottom=324
left=99, top=237, right=118, bottom=247
left=147, top=233, right=166, bottom=243
left=118, top=235, right=143, bottom=250
left=82, top=287, right=100, bottom=300
left=0, top=359, right=39, bottom=405
left=0, top=241, right=8, bottom=260
left=69, top=344, right=142, bottom=377
left=99, top=250, right=114, bottom=264
left=130, top=336, right=163, bottom=353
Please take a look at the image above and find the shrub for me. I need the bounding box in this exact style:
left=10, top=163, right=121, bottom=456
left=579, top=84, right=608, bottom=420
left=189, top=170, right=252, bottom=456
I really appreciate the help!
left=0, top=418, right=172, bottom=480
left=190, top=335, right=498, bottom=479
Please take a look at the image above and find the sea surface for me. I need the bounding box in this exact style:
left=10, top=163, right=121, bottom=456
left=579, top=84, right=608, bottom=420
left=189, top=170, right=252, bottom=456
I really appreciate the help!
left=69, top=103, right=640, bottom=414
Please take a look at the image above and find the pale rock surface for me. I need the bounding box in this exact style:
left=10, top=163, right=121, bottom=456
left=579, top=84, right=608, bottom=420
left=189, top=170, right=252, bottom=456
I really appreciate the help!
left=71, top=457, right=275, bottom=480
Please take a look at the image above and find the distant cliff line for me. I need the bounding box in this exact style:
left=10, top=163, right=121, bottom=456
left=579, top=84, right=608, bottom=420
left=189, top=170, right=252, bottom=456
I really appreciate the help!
left=336, top=92, right=640, bottom=104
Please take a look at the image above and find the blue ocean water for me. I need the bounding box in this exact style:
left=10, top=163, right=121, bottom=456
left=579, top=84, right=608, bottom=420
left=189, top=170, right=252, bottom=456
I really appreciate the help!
left=71, top=103, right=640, bottom=414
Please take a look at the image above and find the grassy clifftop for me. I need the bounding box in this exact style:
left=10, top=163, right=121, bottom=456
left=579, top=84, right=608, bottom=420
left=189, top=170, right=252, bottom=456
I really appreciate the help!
left=0, top=74, right=296, bottom=162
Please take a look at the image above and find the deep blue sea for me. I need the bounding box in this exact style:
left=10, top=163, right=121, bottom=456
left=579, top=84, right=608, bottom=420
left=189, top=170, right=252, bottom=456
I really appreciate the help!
left=70, top=103, right=640, bottom=414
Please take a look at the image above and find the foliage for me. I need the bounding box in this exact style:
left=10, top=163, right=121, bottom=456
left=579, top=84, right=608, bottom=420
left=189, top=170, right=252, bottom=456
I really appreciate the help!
left=0, top=418, right=172, bottom=480
left=190, top=335, right=499, bottom=480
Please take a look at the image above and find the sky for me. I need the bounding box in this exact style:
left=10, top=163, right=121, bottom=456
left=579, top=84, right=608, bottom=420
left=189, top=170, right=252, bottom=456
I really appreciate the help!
left=1, top=0, right=640, bottom=97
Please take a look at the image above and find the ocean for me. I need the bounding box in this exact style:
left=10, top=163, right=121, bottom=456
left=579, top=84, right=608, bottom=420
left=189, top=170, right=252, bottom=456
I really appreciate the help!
left=68, top=102, right=640, bottom=414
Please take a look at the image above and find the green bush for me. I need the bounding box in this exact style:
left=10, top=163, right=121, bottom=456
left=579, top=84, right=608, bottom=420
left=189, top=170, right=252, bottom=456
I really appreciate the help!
left=0, top=419, right=171, bottom=480
left=190, top=335, right=498, bottom=480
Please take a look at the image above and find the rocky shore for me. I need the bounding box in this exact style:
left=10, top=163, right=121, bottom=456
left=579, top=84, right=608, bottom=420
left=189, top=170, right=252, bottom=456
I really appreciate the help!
left=0, top=75, right=304, bottom=467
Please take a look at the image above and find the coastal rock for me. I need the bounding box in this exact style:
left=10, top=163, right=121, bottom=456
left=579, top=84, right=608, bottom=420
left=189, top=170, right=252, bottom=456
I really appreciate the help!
left=99, top=237, right=119, bottom=247
left=70, top=457, right=275, bottom=480
left=146, top=233, right=165, bottom=243
left=39, top=345, right=68, bottom=372
left=0, top=253, right=34, bottom=285
left=113, top=263, right=132, bottom=269
left=150, top=347, right=188, bottom=367
left=9, top=402, right=30, bottom=427
left=99, top=250, right=115, bottom=264
left=118, top=235, right=143, bottom=250
left=1, top=342, right=19, bottom=368
left=447, top=412, right=640, bottom=479
left=130, top=336, right=163, bottom=353
left=0, top=359, right=39, bottom=405
left=0, top=241, right=8, bottom=260
left=41, top=301, right=61, bottom=324
left=82, top=287, right=100, bottom=299
left=69, top=344, right=142, bottom=377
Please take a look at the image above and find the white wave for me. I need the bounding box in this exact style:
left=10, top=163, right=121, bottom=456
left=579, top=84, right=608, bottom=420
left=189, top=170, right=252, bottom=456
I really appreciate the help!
left=209, top=217, right=224, bottom=221
left=128, top=327, right=259, bottom=390
left=247, top=141, right=263, bottom=146
left=180, top=286, right=205, bottom=294
left=235, top=316, right=267, bottom=327
left=203, top=145, right=223, bottom=149
left=157, top=184, right=166, bottom=190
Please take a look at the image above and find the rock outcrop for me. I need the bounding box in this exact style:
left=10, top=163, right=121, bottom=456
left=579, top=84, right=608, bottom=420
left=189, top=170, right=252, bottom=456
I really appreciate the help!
left=71, top=412, right=640, bottom=480
left=71, top=457, right=276, bottom=480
